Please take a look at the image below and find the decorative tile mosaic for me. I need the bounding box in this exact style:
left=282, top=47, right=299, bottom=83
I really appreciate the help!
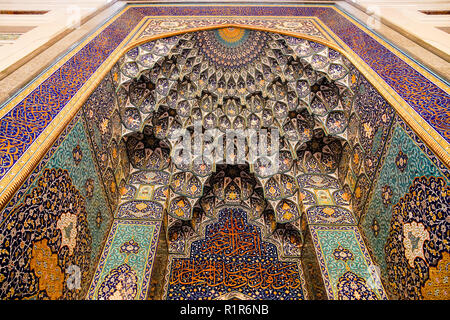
left=385, top=176, right=449, bottom=300
left=135, top=185, right=155, bottom=200
left=86, top=219, right=161, bottom=300
left=0, top=6, right=144, bottom=178
left=0, top=114, right=113, bottom=299
left=309, top=225, right=387, bottom=300
left=314, top=189, right=334, bottom=206
left=0, top=4, right=448, bottom=201
left=137, top=17, right=330, bottom=41
left=115, top=200, right=164, bottom=220
left=129, top=170, right=170, bottom=185
left=81, top=71, right=128, bottom=210
left=165, top=207, right=307, bottom=300
left=297, top=174, right=340, bottom=189
left=361, top=118, right=449, bottom=299
left=0, top=4, right=449, bottom=301
left=306, top=205, right=356, bottom=225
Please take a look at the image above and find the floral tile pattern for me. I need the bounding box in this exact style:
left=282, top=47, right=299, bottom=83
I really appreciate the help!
left=86, top=219, right=161, bottom=300
left=361, top=118, right=449, bottom=299
left=310, top=225, right=387, bottom=300
left=0, top=114, right=113, bottom=299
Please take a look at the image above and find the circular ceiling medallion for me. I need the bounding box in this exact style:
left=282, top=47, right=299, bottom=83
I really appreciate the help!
left=195, top=27, right=268, bottom=69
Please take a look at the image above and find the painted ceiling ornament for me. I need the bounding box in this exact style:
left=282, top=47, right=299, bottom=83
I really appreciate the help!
left=166, top=164, right=286, bottom=256
left=308, top=77, right=341, bottom=115
left=119, top=184, right=137, bottom=201
left=333, top=187, right=352, bottom=206
left=280, top=227, right=303, bottom=257
left=249, top=190, right=267, bottom=220
left=125, top=128, right=171, bottom=171
left=264, top=174, right=297, bottom=200
left=296, top=128, right=343, bottom=174
left=298, top=189, right=316, bottom=205
left=195, top=28, right=269, bottom=69
left=129, top=170, right=170, bottom=185
left=206, top=164, right=256, bottom=205
left=105, top=31, right=404, bottom=301
left=114, top=29, right=356, bottom=160
left=200, top=195, right=215, bottom=217
left=263, top=207, right=278, bottom=233
left=275, top=199, right=300, bottom=223
left=170, top=171, right=203, bottom=198
left=167, top=220, right=197, bottom=255
left=169, top=196, right=192, bottom=220
left=186, top=174, right=203, bottom=198
left=402, top=221, right=430, bottom=268
left=153, top=185, right=169, bottom=202
left=297, top=173, right=340, bottom=190
left=265, top=176, right=283, bottom=200
left=224, top=180, right=241, bottom=203
left=279, top=149, right=295, bottom=173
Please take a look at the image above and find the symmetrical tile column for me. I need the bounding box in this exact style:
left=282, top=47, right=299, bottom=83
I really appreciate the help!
left=86, top=167, right=169, bottom=300
left=299, top=173, right=388, bottom=299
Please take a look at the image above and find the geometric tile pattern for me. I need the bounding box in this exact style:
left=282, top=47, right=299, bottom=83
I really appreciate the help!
left=116, top=200, right=164, bottom=220
left=81, top=71, right=127, bottom=212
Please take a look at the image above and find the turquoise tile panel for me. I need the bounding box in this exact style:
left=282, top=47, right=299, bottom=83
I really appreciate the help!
left=87, top=219, right=161, bottom=300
